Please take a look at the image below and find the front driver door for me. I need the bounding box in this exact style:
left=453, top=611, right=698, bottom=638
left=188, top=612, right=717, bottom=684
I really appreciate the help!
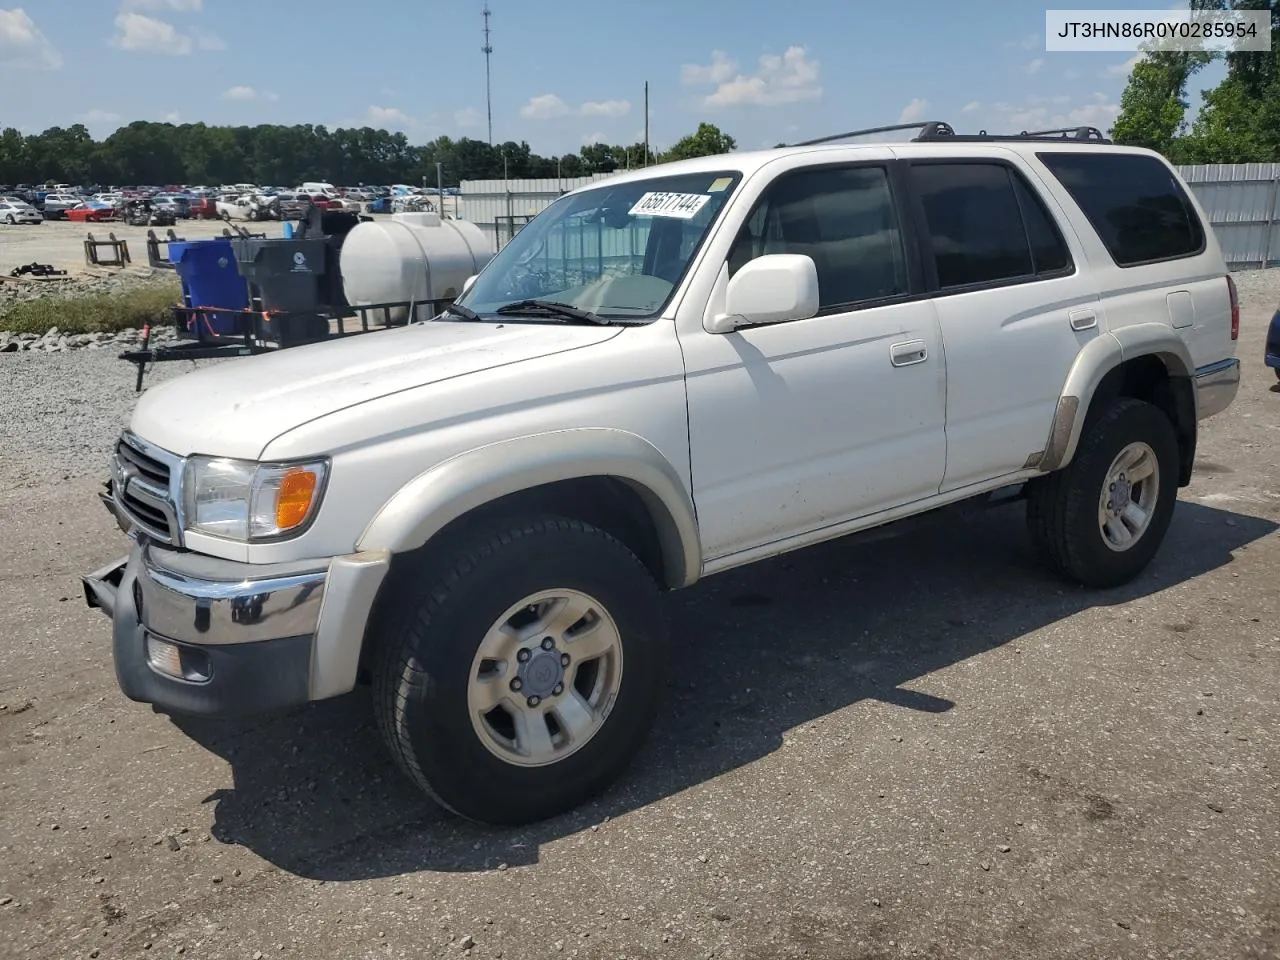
left=680, top=159, right=949, bottom=563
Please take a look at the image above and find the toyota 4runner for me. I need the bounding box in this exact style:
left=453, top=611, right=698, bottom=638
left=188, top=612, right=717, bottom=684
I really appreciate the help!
left=83, top=121, right=1242, bottom=825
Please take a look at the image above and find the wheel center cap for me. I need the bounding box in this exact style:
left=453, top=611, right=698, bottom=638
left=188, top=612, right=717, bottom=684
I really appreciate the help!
left=518, top=650, right=564, bottom=698
left=1111, top=476, right=1132, bottom=512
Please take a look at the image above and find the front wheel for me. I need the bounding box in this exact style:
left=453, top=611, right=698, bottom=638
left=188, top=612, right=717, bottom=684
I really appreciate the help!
left=4, top=215, right=14, bottom=225
left=1026, top=397, right=1180, bottom=588
left=372, top=516, right=668, bottom=825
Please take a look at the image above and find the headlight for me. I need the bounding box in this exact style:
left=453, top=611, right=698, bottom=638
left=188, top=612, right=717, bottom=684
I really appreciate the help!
left=183, top=456, right=328, bottom=541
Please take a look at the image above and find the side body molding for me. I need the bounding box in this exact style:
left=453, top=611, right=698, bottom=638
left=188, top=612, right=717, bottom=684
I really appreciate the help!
left=1039, top=324, right=1194, bottom=473
left=356, top=428, right=703, bottom=588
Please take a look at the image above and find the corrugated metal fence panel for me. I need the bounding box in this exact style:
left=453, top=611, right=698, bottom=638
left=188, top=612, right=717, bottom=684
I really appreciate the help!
left=1175, top=164, right=1280, bottom=269
left=459, top=173, right=614, bottom=195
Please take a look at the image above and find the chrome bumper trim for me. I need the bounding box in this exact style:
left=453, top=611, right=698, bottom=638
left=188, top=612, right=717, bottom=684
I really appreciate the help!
left=138, top=545, right=327, bottom=647
left=1193, top=357, right=1240, bottom=421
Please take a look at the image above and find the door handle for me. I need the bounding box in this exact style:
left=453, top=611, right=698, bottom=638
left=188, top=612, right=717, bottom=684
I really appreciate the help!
left=890, top=339, right=928, bottom=367
left=1069, top=308, right=1097, bottom=331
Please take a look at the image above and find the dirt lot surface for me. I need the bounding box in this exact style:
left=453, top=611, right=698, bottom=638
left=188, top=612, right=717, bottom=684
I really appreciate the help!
left=0, top=218, right=246, bottom=277
left=1, top=281, right=1278, bottom=960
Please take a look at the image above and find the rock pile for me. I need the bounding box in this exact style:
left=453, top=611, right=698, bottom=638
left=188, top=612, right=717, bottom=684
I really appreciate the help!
left=0, top=326, right=180, bottom=353
left=0, top=267, right=179, bottom=311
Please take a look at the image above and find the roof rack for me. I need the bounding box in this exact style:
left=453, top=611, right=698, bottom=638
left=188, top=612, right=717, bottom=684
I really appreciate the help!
left=784, top=121, right=1112, bottom=147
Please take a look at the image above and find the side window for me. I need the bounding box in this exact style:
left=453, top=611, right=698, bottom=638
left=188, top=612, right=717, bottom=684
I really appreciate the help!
left=1011, top=173, right=1072, bottom=274
left=910, top=162, right=1035, bottom=288
left=728, top=165, right=909, bottom=310
left=1036, top=151, right=1205, bottom=266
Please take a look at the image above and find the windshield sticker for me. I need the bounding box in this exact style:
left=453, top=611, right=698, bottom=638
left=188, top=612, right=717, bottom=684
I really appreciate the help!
left=628, top=191, right=712, bottom=219
left=707, top=177, right=733, bottom=193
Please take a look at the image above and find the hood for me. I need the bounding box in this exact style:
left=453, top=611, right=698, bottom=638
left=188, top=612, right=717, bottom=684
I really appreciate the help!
left=130, top=319, right=623, bottom=460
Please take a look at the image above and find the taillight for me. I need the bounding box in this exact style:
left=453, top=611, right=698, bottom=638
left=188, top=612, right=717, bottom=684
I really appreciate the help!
left=1227, top=273, right=1240, bottom=340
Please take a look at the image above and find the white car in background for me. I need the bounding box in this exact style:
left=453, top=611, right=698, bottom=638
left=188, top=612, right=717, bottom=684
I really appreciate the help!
left=0, top=198, right=43, bottom=224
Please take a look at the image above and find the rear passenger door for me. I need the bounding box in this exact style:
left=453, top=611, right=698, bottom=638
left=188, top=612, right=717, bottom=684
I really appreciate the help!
left=903, top=156, right=1103, bottom=492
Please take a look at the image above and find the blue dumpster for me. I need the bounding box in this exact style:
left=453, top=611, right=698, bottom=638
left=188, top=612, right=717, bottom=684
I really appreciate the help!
left=169, top=238, right=248, bottom=336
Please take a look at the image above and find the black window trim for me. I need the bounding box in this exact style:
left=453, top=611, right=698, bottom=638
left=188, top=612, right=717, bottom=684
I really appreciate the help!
left=726, top=158, right=926, bottom=317
left=901, top=156, right=1078, bottom=298
left=1034, top=149, right=1207, bottom=269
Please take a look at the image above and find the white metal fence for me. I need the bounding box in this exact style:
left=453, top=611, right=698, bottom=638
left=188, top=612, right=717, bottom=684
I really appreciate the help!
left=1176, top=164, right=1280, bottom=270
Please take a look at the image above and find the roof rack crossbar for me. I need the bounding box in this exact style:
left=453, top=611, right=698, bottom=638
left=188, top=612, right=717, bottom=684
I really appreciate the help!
left=783, top=121, right=1113, bottom=149
left=1018, top=126, right=1109, bottom=141
left=788, top=120, right=955, bottom=147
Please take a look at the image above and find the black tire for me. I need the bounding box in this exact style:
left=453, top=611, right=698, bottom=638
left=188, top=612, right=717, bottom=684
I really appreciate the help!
left=4, top=215, right=14, bottom=225
left=371, top=516, right=668, bottom=825
left=1026, top=397, right=1179, bottom=588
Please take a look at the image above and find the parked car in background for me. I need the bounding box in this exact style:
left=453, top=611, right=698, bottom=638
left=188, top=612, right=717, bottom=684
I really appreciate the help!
left=66, top=200, right=118, bottom=222
left=1266, top=304, right=1280, bottom=381
left=0, top=198, right=43, bottom=224
left=151, top=196, right=190, bottom=219
left=40, top=193, right=82, bottom=217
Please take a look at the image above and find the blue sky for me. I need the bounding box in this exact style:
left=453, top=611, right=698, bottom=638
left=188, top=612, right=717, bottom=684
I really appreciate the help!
left=0, top=0, right=1227, bottom=154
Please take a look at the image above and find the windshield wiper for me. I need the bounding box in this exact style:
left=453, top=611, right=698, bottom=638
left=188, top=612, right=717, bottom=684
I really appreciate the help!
left=441, top=302, right=481, bottom=321
left=494, top=299, right=610, bottom=325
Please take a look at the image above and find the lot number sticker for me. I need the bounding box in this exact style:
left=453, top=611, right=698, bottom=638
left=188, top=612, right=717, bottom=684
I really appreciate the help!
left=628, top=191, right=711, bottom=219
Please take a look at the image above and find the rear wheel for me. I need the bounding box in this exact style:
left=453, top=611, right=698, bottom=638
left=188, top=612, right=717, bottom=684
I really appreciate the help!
left=371, top=516, right=668, bottom=825
left=1027, top=397, right=1179, bottom=588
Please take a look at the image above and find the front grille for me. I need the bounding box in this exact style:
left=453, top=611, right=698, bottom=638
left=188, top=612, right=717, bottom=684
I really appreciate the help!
left=114, top=435, right=180, bottom=544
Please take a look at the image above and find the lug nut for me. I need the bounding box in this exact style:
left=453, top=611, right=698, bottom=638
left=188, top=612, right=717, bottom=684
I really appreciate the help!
left=552, top=683, right=564, bottom=696
left=560, top=653, right=571, bottom=667
left=541, top=637, right=555, bottom=650
left=527, top=695, right=541, bottom=708
left=517, top=649, right=531, bottom=663
left=510, top=678, right=523, bottom=691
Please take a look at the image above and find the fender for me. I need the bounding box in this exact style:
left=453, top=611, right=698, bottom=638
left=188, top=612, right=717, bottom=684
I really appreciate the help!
left=356, top=428, right=703, bottom=588
left=1039, top=324, right=1194, bottom=472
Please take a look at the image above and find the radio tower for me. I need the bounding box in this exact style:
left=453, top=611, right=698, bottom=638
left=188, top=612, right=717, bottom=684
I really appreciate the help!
left=482, top=3, right=494, bottom=145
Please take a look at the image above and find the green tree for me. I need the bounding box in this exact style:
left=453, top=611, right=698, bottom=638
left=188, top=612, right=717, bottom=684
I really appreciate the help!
left=659, top=122, right=737, bottom=163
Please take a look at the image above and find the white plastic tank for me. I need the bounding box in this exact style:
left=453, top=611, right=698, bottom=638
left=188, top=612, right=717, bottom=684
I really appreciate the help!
left=339, top=211, right=495, bottom=323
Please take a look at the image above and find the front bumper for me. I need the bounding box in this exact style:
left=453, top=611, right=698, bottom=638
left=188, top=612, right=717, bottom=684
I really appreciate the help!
left=83, top=536, right=389, bottom=719
left=1193, top=357, right=1241, bottom=420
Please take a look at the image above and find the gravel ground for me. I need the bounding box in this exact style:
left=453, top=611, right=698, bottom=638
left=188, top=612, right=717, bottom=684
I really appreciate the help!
left=1, top=272, right=1278, bottom=960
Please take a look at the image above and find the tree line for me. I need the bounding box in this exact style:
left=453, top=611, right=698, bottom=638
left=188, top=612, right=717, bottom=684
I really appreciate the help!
left=1111, top=0, right=1280, bottom=162
left=0, top=119, right=738, bottom=189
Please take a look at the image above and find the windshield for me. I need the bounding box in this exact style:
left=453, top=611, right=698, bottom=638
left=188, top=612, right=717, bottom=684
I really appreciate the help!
left=458, top=170, right=742, bottom=321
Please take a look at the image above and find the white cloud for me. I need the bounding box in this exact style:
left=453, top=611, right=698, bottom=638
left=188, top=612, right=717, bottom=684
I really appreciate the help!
left=961, top=100, right=981, bottom=113
left=121, top=0, right=202, bottom=9
left=1063, top=68, right=1082, bottom=80
left=681, top=49, right=736, bottom=86
left=1005, top=32, right=1040, bottom=50
left=987, top=97, right=1120, bottom=133
left=520, top=93, right=571, bottom=120
left=1025, top=57, right=1044, bottom=75
left=580, top=99, right=630, bottom=118
left=582, top=131, right=608, bottom=145
left=683, top=45, right=822, bottom=108
left=0, top=8, right=62, bottom=69
left=111, top=12, right=193, bottom=54
left=222, top=85, right=256, bottom=100
left=454, top=107, right=483, bottom=128
left=162, top=110, right=181, bottom=122
left=366, top=105, right=410, bottom=127
left=899, top=98, right=929, bottom=123
left=1104, top=53, right=1141, bottom=77
left=78, top=108, right=122, bottom=126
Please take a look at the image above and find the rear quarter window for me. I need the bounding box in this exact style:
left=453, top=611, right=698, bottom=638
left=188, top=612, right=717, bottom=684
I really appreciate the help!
left=1036, top=151, right=1205, bottom=267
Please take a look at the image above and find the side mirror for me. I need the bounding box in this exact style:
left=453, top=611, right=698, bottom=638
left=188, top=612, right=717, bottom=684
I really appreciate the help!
left=461, top=274, right=478, bottom=295
left=706, top=254, right=819, bottom=334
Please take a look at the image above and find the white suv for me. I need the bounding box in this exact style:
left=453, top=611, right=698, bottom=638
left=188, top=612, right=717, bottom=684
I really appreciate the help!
left=83, top=121, right=1241, bottom=825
